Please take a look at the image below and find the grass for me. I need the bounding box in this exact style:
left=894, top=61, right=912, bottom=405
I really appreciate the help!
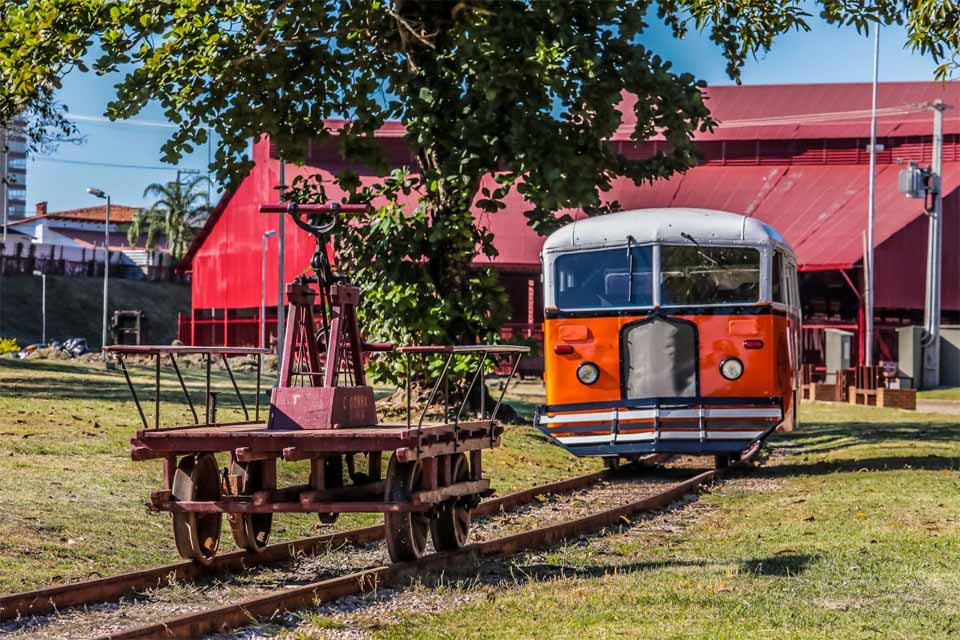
left=918, top=387, right=960, bottom=401
left=0, top=357, right=597, bottom=594
left=365, top=402, right=960, bottom=640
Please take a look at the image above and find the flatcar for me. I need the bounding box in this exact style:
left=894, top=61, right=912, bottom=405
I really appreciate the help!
left=534, top=208, right=800, bottom=468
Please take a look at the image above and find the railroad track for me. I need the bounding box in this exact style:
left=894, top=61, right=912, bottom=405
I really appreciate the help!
left=1, top=464, right=633, bottom=622
left=106, top=449, right=754, bottom=640
left=2, top=450, right=753, bottom=639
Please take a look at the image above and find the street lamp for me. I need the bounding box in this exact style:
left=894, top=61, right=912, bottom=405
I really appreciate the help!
left=32, top=269, right=46, bottom=345
left=86, top=187, right=111, bottom=359
left=261, top=229, right=277, bottom=349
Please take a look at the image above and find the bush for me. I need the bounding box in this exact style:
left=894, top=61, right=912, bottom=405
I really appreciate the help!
left=0, top=337, right=19, bottom=355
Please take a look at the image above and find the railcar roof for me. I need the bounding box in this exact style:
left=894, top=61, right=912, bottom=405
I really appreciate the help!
left=542, top=208, right=792, bottom=254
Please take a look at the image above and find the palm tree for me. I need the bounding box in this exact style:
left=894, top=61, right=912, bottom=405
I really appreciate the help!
left=129, top=175, right=211, bottom=260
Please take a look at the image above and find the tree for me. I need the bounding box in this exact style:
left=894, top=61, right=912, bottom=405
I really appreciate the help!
left=1, top=1, right=957, bottom=389
left=129, top=175, right=210, bottom=261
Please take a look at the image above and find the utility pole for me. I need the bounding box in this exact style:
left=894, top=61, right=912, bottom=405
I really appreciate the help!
left=103, top=194, right=111, bottom=356
left=276, top=160, right=286, bottom=382
left=864, top=25, right=880, bottom=367
left=1, top=127, right=7, bottom=245
left=922, top=100, right=947, bottom=388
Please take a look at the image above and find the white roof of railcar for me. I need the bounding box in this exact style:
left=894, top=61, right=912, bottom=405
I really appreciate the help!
left=542, top=208, right=793, bottom=255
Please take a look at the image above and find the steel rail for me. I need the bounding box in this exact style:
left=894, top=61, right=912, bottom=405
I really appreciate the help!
left=1, top=461, right=650, bottom=621
left=92, top=449, right=753, bottom=640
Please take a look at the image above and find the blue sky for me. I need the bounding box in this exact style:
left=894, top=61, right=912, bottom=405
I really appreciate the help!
left=25, top=12, right=940, bottom=214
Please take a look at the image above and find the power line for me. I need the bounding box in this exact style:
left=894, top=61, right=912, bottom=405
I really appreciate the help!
left=32, top=156, right=205, bottom=171
left=64, top=113, right=179, bottom=129
left=719, top=103, right=930, bottom=128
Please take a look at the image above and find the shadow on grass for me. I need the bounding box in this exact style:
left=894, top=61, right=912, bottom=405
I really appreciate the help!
left=757, top=454, right=960, bottom=478
left=396, top=551, right=819, bottom=599
left=740, top=553, right=817, bottom=577
left=759, top=418, right=960, bottom=476
left=774, top=419, right=960, bottom=453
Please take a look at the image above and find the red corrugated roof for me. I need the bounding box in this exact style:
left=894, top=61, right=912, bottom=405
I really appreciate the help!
left=592, top=162, right=950, bottom=269
left=8, top=205, right=141, bottom=226
left=617, top=81, right=960, bottom=141
left=476, top=161, right=946, bottom=271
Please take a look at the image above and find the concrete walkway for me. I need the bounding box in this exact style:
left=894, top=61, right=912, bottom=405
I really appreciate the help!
left=917, top=399, right=960, bottom=416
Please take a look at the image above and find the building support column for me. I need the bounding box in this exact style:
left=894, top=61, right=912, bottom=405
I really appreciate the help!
left=839, top=268, right=866, bottom=366
left=857, top=299, right=866, bottom=367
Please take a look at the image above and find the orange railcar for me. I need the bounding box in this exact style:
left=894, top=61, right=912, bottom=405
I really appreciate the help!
left=534, top=208, right=801, bottom=467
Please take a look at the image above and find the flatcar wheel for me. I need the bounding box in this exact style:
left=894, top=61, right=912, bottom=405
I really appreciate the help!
left=171, top=453, right=222, bottom=565
left=430, top=454, right=472, bottom=552
left=384, top=456, right=429, bottom=562
left=227, top=459, right=272, bottom=553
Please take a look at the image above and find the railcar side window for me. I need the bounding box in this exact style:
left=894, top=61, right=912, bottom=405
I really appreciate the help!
left=661, top=246, right=761, bottom=306
left=555, top=246, right=653, bottom=309
left=772, top=251, right=785, bottom=303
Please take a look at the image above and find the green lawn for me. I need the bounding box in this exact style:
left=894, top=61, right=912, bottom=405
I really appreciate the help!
left=7, top=357, right=960, bottom=639
left=364, top=401, right=960, bottom=640
left=918, top=387, right=960, bottom=401
left=0, top=357, right=597, bottom=593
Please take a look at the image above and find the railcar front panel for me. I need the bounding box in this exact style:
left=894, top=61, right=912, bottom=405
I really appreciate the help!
left=536, top=307, right=793, bottom=456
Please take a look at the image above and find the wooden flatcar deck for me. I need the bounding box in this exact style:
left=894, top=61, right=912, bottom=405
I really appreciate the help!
left=132, top=420, right=501, bottom=463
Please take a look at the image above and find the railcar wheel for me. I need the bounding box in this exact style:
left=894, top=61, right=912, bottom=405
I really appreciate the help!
left=602, top=456, right=621, bottom=471
left=171, top=453, right=222, bottom=565
left=430, top=454, right=472, bottom=552
left=384, top=456, right=429, bottom=562
left=228, top=459, right=273, bottom=553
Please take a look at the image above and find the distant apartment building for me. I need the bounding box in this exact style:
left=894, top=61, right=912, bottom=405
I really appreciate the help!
left=1, top=116, right=28, bottom=220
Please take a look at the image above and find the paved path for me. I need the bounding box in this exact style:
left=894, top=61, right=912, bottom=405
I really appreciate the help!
left=917, top=399, right=960, bottom=416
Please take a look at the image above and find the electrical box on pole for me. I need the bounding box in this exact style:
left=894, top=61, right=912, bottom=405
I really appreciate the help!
left=898, top=163, right=932, bottom=200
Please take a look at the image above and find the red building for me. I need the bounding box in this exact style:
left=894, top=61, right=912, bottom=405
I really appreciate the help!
left=179, top=81, right=960, bottom=367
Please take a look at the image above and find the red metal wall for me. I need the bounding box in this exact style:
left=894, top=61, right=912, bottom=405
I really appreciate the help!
left=192, top=139, right=320, bottom=311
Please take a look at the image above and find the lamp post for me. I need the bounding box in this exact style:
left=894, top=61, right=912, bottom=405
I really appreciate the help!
left=86, top=187, right=111, bottom=360
left=32, top=269, right=46, bottom=345
left=261, top=229, right=276, bottom=349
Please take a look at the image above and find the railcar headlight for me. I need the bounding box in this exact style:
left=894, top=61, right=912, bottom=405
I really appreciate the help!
left=720, top=357, right=744, bottom=381
left=576, top=362, right=600, bottom=385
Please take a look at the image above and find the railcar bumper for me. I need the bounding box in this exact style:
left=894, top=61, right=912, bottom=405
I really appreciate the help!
left=534, top=397, right=783, bottom=457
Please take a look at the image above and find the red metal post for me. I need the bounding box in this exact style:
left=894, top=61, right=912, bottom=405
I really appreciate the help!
left=857, top=298, right=866, bottom=366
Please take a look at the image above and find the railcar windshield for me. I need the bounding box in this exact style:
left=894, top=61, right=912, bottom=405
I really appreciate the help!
left=555, top=246, right=653, bottom=310
left=660, top=245, right=760, bottom=305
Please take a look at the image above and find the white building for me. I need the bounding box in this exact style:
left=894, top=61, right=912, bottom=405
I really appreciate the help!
left=2, top=202, right=177, bottom=279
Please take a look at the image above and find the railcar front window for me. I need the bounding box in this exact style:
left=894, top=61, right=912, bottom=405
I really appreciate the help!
left=555, top=246, right=653, bottom=310
left=661, top=246, right=760, bottom=306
